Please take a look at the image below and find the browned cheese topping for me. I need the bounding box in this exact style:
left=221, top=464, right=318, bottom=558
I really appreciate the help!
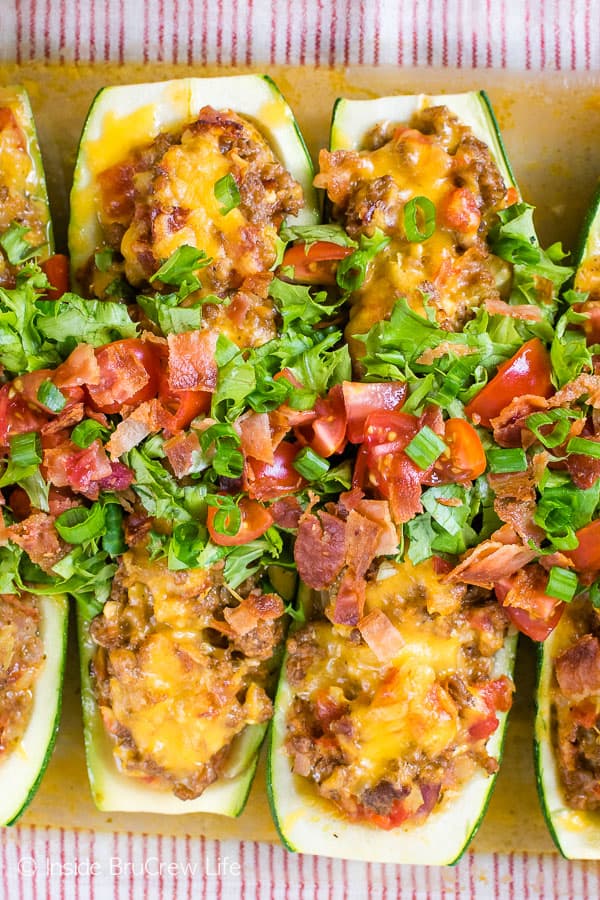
left=0, top=594, right=44, bottom=755
left=285, top=558, right=513, bottom=829
left=314, top=105, right=514, bottom=365
left=0, top=105, right=49, bottom=286
left=84, top=106, right=304, bottom=347
left=551, top=598, right=600, bottom=810
left=90, top=542, right=286, bottom=799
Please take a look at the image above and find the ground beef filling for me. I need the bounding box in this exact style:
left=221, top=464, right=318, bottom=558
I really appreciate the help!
left=314, top=105, right=515, bottom=365
left=90, top=544, right=285, bottom=800
left=0, top=105, right=49, bottom=287
left=0, top=593, right=44, bottom=755
left=89, top=105, right=303, bottom=301
left=284, top=559, right=513, bottom=829
left=551, top=598, right=600, bottom=810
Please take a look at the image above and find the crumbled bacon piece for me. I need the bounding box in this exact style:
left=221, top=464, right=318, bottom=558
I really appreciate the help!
left=445, top=539, right=537, bottom=588
left=53, top=343, right=100, bottom=388
left=164, top=431, right=202, bottom=478
left=8, top=512, right=65, bottom=572
left=167, top=329, right=219, bottom=393
left=555, top=635, right=600, bottom=699
left=294, top=511, right=347, bottom=590
left=358, top=609, right=404, bottom=662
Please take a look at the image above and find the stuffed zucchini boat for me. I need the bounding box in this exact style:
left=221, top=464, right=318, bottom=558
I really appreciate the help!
left=268, top=91, right=573, bottom=864
left=0, top=86, right=70, bottom=825
left=535, top=183, right=600, bottom=859
left=66, top=75, right=338, bottom=816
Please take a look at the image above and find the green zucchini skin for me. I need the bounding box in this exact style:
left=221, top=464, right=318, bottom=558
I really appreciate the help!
left=267, top=90, right=522, bottom=865
left=1, top=595, right=69, bottom=826
left=535, top=190, right=600, bottom=860
left=68, top=73, right=319, bottom=291
left=0, top=88, right=65, bottom=825
left=0, top=85, right=54, bottom=258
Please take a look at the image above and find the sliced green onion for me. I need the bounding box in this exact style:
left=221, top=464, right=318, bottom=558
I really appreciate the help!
left=102, top=503, right=127, bottom=557
left=403, top=196, right=436, bottom=242
left=405, top=426, right=447, bottom=470
left=37, top=380, right=66, bottom=413
left=200, top=423, right=244, bottom=478
left=71, top=419, right=111, bottom=449
left=207, top=495, right=242, bottom=536
left=566, top=436, right=600, bottom=459
left=9, top=432, right=42, bottom=468
left=214, top=173, right=241, bottom=216
left=55, top=503, right=106, bottom=544
left=94, top=247, right=115, bottom=272
left=526, top=409, right=579, bottom=449
left=486, top=448, right=528, bottom=473
left=546, top=566, right=578, bottom=603
left=293, top=447, right=330, bottom=480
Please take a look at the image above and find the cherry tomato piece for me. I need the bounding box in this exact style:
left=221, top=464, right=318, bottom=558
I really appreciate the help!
left=425, top=418, right=487, bottom=484
left=342, top=381, right=407, bottom=444
left=244, top=441, right=306, bottom=501
left=207, top=498, right=273, bottom=546
left=40, top=254, right=69, bottom=300
left=464, top=338, right=553, bottom=428
left=280, top=241, right=354, bottom=286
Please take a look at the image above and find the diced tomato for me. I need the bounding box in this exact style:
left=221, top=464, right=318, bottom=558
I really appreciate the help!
left=424, top=418, right=487, bottom=484
left=477, top=676, right=514, bottom=714
left=295, top=384, right=347, bottom=458
left=358, top=798, right=412, bottom=830
left=280, top=241, right=354, bottom=286
left=565, top=519, right=600, bottom=573
left=464, top=339, right=554, bottom=428
left=573, top=300, right=600, bottom=345
left=244, top=441, right=306, bottom=501
left=0, top=383, right=49, bottom=446
left=495, top=568, right=565, bottom=642
left=87, top=339, right=161, bottom=414
left=207, top=497, right=273, bottom=546
left=159, top=380, right=211, bottom=433
left=342, top=381, right=407, bottom=444
left=40, top=254, right=69, bottom=300
left=438, top=187, right=481, bottom=234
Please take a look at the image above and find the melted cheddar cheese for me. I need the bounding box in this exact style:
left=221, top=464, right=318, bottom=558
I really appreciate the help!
left=285, top=558, right=511, bottom=826
left=92, top=545, right=283, bottom=800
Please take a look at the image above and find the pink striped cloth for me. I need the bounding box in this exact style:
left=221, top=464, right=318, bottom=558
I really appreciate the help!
left=3, top=2, right=600, bottom=898
left=3, top=0, right=600, bottom=69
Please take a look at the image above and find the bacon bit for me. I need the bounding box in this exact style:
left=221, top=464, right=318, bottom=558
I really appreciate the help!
left=419, top=404, right=445, bottom=436
left=571, top=698, right=599, bottom=729
left=167, top=329, right=219, bottom=392
left=358, top=609, right=404, bottom=662
left=488, top=468, right=545, bottom=545
left=164, top=431, right=202, bottom=478
left=331, top=569, right=366, bottom=626
left=353, top=500, right=399, bottom=556
left=387, top=455, right=424, bottom=524
left=555, top=635, right=600, bottom=699
left=53, top=344, right=100, bottom=388
left=491, top=523, right=521, bottom=545
left=416, top=342, right=475, bottom=366
left=436, top=496, right=462, bottom=508
left=539, top=551, right=575, bottom=571
left=43, top=443, right=73, bottom=488
left=444, top=539, right=537, bottom=588
left=223, top=590, right=284, bottom=636
left=344, top=509, right=383, bottom=577
left=124, top=513, right=152, bottom=546
left=48, top=488, right=80, bottom=518
left=490, top=395, right=550, bottom=449
left=63, top=440, right=113, bottom=499
left=41, top=402, right=85, bottom=436
left=484, top=298, right=543, bottom=322
left=549, top=375, right=600, bottom=409
left=98, top=462, right=135, bottom=493
left=238, top=411, right=274, bottom=464
left=91, top=343, right=151, bottom=410
left=567, top=438, right=600, bottom=490
left=294, top=511, right=347, bottom=590
left=8, top=512, right=65, bottom=572
left=271, top=496, right=303, bottom=529
left=106, top=400, right=168, bottom=459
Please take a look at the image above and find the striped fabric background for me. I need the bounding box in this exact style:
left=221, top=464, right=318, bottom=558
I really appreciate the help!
left=2, top=0, right=600, bottom=70
left=2, top=0, right=600, bottom=896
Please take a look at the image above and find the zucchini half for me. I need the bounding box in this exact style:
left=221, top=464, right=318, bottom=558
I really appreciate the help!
left=0, top=595, right=69, bottom=825
left=268, top=91, right=522, bottom=865
left=0, top=87, right=66, bottom=824
left=77, top=565, right=295, bottom=817
left=68, top=74, right=319, bottom=290
left=0, top=85, right=54, bottom=258
left=534, top=187, right=600, bottom=859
